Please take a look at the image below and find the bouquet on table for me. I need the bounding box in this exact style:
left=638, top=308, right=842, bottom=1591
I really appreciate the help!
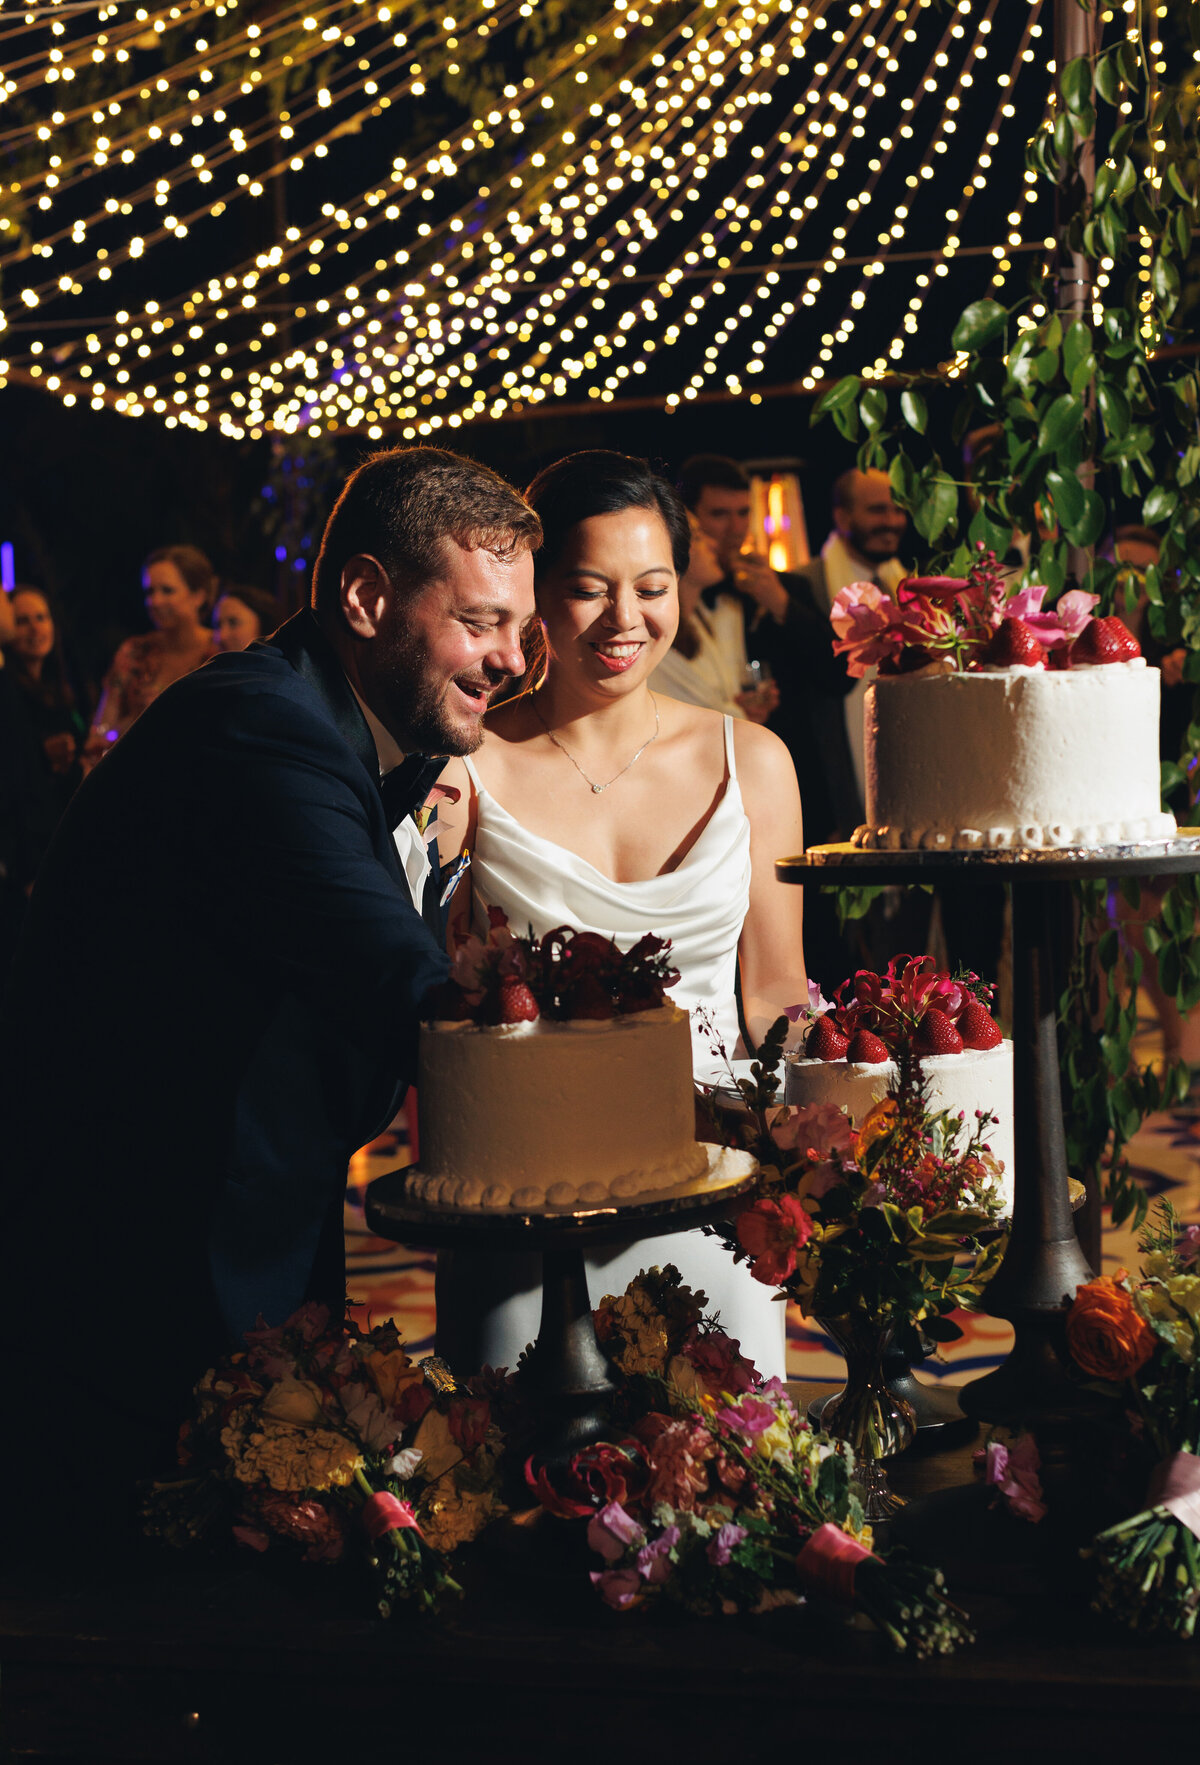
left=1067, top=1202, right=1200, bottom=1638
left=530, top=1267, right=974, bottom=1659
left=703, top=960, right=1008, bottom=1367
left=143, top=1303, right=506, bottom=1617
left=829, top=541, right=1139, bottom=678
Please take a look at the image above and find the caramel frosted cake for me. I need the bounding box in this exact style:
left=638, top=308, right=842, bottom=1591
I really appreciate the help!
left=786, top=957, right=1014, bottom=1211
left=830, top=550, right=1176, bottom=853
left=411, top=915, right=712, bottom=1211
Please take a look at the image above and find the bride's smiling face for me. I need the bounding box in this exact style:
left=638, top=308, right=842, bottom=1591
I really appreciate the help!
left=538, top=506, right=679, bottom=692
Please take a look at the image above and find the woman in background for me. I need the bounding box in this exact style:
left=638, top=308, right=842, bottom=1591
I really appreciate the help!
left=213, top=583, right=283, bottom=653
left=85, top=545, right=217, bottom=766
left=3, top=585, right=88, bottom=805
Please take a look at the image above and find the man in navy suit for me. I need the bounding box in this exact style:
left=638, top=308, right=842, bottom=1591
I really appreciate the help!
left=0, top=447, right=539, bottom=1531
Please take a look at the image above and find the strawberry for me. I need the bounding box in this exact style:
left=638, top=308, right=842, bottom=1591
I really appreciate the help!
left=957, top=999, right=1002, bottom=1050
left=1070, top=615, right=1141, bottom=666
left=498, top=977, right=540, bottom=1024
left=1047, top=644, right=1072, bottom=671
left=846, top=1029, right=890, bottom=1064
left=912, top=1007, right=964, bottom=1057
left=806, top=1015, right=850, bottom=1061
left=979, top=616, right=1047, bottom=669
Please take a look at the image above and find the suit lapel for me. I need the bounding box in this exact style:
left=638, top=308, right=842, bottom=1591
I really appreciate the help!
left=265, top=610, right=379, bottom=784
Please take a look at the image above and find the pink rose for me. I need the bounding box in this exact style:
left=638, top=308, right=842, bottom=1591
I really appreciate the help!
left=677, top=1324, right=758, bottom=1398
left=587, top=1501, right=645, bottom=1562
left=770, top=1101, right=854, bottom=1159
left=590, top=1567, right=644, bottom=1609
left=637, top=1526, right=679, bottom=1584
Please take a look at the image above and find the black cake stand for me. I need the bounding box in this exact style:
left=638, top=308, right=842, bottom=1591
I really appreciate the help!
left=365, top=1153, right=758, bottom=1468
left=776, top=838, right=1200, bottom=1434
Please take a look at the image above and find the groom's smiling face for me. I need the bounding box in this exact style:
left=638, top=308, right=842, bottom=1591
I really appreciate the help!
left=348, top=540, right=536, bottom=755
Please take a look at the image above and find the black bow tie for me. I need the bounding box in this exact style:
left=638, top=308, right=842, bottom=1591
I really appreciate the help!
left=379, top=754, right=446, bottom=832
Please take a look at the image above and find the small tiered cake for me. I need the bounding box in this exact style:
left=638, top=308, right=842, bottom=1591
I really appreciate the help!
left=409, top=917, right=739, bottom=1212
left=785, top=958, right=1014, bottom=1210
left=830, top=556, right=1177, bottom=853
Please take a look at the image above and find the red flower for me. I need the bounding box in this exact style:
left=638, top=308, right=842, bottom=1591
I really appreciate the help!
left=361, top=1491, right=422, bottom=1541
left=448, top=1393, right=491, bottom=1454
left=525, top=1440, right=649, bottom=1517
left=258, top=1494, right=347, bottom=1563
left=736, top=1194, right=813, bottom=1286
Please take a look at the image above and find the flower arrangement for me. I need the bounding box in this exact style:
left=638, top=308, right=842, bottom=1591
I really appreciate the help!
left=431, top=905, right=680, bottom=1026
left=1066, top=1203, right=1200, bottom=1638
left=143, top=1303, right=506, bottom=1617
left=530, top=1268, right=974, bottom=1658
left=829, top=542, right=1137, bottom=679
left=705, top=1021, right=1006, bottom=1359
left=800, top=954, right=1003, bottom=1063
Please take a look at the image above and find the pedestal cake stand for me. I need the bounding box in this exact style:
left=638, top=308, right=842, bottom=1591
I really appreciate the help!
left=365, top=1152, right=758, bottom=1469
left=776, top=837, right=1200, bottom=1438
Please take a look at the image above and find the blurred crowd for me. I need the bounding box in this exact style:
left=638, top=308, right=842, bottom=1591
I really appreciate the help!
left=0, top=550, right=283, bottom=966
left=0, top=449, right=1187, bottom=1004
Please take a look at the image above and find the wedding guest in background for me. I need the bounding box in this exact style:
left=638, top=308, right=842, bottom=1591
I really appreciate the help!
left=84, top=543, right=218, bottom=766
left=0, top=592, right=59, bottom=971
left=213, top=582, right=284, bottom=652
left=649, top=514, right=776, bottom=719
left=3, top=585, right=89, bottom=809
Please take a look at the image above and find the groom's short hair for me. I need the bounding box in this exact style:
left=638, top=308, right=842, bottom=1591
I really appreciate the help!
left=312, top=446, right=541, bottom=619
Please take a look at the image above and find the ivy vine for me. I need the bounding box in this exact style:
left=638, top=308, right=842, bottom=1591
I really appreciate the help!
left=813, top=11, right=1200, bottom=1225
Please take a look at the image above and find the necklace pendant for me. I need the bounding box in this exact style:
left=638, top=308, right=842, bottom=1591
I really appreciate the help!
left=591, top=782, right=604, bottom=793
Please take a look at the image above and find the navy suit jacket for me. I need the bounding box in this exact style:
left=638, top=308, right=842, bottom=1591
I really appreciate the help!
left=0, top=611, right=449, bottom=1462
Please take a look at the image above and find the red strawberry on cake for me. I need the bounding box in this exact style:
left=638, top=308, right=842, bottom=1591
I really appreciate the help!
left=1070, top=615, right=1141, bottom=666
left=912, top=1008, right=964, bottom=1057
left=499, top=977, right=539, bottom=1024
left=957, top=999, right=1002, bottom=1050
left=806, top=1015, right=851, bottom=1062
left=846, top=1029, right=889, bottom=1064
left=978, top=616, right=1047, bottom=669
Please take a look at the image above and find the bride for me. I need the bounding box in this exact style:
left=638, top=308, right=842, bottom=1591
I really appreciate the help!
left=432, top=450, right=808, bottom=1378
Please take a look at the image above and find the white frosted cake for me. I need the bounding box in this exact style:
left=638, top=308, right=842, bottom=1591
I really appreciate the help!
left=411, top=1004, right=711, bottom=1211
left=853, top=660, right=1176, bottom=851
left=785, top=1043, right=1014, bottom=1212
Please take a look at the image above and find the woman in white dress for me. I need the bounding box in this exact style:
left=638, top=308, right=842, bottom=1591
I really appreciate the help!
left=433, top=451, right=808, bottom=1378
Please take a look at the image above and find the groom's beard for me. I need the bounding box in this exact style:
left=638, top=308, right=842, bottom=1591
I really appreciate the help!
left=374, top=619, right=507, bottom=756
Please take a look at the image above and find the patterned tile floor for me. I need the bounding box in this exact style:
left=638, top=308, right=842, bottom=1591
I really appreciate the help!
left=346, top=999, right=1200, bottom=1383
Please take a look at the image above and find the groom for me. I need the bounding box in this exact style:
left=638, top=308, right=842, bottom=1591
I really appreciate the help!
left=0, top=447, right=539, bottom=1527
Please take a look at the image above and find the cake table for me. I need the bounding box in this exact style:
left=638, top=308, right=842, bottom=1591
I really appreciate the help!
left=776, top=837, right=1200, bottom=1432
left=366, top=1156, right=758, bottom=1467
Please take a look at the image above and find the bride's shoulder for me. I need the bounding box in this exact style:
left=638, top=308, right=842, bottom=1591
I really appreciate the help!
left=730, top=718, right=800, bottom=798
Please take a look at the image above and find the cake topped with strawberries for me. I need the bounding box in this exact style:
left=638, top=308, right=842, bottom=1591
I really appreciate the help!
left=411, top=913, right=749, bottom=1213
left=831, top=547, right=1176, bottom=852
left=786, top=956, right=1014, bottom=1210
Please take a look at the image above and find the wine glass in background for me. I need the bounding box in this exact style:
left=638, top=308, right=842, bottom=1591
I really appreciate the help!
left=737, top=658, right=778, bottom=724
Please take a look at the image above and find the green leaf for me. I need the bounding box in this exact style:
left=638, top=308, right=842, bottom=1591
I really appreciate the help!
left=1153, top=256, right=1181, bottom=311
left=1173, top=210, right=1192, bottom=260
left=1094, top=51, right=1121, bottom=108
left=888, top=451, right=916, bottom=504
left=1097, top=380, right=1130, bottom=438
left=812, top=374, right=861, bottom=422
left=1043, top=314, right=1063, bottom=350
left=1065, top=491, right=1106, bottom=549
left=900, top=387, right=928, bottom=435
left=1168, top=163, right=1191, bottom=205
left=1093, top=163, right=1116, bottom=210
left=1034, top=347, right=1061, bottom=385
left=1045, top=468, right=1085, bottom=529
left=1098, top=206, right=1125, bottom=260
left=1037, top=394, right=1084, bottom=453
left=1068, top=353, right=1097, bottom=397
left=1113, top=156, right=1137, bottom=204
left=968, top=504, right=1011, bottom=557
left=1063, top=321, right=1093, bottom=380
left=951, top=299, right=1008, bottom=353
left=1143, top=485, right=1178, bottom=525
left=1053, top=113, right=1074, bottom=164
left=1061, top=56, right=1092, bottom=114
left=912, top=474, right=957, bottom=545
left=1115, top=40, right=1140, bottom=86
left=831, top=402, right=859, bottom=443
left=859, top=386, right=887, bottom=431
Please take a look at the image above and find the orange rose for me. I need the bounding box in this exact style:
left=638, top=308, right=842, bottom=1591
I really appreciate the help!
left=365, top=1347, right=425, bottom=1412
left=853, top=1098, right=898, bottom=1164
left=1066, top=1275, right=1156, bottom=1382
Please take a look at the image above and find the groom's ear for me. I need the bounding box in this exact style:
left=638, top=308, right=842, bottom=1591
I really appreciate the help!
left=340, top=553, right=393, bottom=638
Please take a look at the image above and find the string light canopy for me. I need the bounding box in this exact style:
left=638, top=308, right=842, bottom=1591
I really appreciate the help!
left=0, top=0, right=1108, bottom=441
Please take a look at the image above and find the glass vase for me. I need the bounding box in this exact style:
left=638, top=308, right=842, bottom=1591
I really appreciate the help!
left=817, top=1313, right=917, bottom=1521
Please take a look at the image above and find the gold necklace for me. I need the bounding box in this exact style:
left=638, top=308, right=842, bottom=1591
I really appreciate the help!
left=533, top=694, right=661, bottom=794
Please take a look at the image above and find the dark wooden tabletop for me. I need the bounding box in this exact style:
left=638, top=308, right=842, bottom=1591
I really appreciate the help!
left=2, top=1385, right=1195, bottom=1765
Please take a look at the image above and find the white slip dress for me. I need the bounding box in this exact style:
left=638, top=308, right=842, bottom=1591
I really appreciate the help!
left=432, top=714, right=788, bottom=1380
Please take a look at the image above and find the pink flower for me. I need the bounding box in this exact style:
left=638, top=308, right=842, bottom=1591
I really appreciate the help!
left=590, top=1567, right=644, bottom=1609
left=736, top=1194, right=814, bottom=1286
left=361, top=1491, right=421, bottom=1540
left=976, top=1434, right=1046, bottom=1524
left=1006, top=585, right=1098, bottom=650
left=587, top=1502, right=645, bottom=1562
left=232, top=1522, right=270, bottom=1553
left=706, top=1522, right=748, bottom=1567
left=636, top=1526, right=679, bottom=1584
left=637, top=1415, right=714, bottom=1510
left=340, top=1383, right=402, bottom=1453
left=715, top=1394, right=777, bottom=1438
left=677, top=1325, right=758, bottom=1398
left=830, top=582, right=909, bottom=678
left=448, top=1394, right=491, bottom=1454
left=770, top=1101, right=855, bottom=1159
left=1178, top=1225, right=1200, bottom=1267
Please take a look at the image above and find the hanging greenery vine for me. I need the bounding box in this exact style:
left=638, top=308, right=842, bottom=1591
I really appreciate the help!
left=812, top=6, right=1200, bottom=1225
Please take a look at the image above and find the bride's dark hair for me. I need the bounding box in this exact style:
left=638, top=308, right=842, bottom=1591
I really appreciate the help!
left=524, top=450, right=691, bottom=580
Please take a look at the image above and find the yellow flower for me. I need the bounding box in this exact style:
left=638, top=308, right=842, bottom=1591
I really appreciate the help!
left=755, top=1418, right=793, bottom=1462
left=220, top=1412, right=364, bottom=1492
left=853, top=1098, right=898, bottom=1164
left=259, top=1378, right=327, bottom=1427
left=418, top=1481, right=507, bottom=1552
left=1166, top=1274, right=1200, bottom=1326
left=365, top=1347, right=425, bottom=1411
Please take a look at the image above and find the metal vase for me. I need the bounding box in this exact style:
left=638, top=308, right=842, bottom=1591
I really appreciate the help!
left=818, top=1314, right=917, bottom=1521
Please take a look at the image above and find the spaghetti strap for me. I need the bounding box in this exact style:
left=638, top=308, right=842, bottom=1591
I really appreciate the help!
left=461, top=754, right=483, bottom=793
left=723, top=713, right=737, bottom=781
